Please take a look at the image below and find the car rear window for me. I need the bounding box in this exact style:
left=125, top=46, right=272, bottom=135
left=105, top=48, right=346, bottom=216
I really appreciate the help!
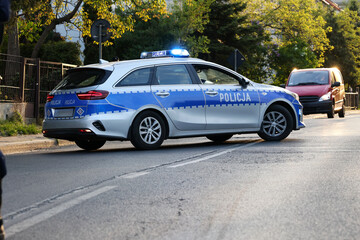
left=54, top=68, right=112, bottom=90
left=288, top=71, right=329, bottom=86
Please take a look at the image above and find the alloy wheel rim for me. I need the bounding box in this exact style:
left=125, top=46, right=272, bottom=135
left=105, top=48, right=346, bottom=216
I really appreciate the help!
left=262, top=111, right=287, bottom=137
left=139, top=117, right=162, bottom=144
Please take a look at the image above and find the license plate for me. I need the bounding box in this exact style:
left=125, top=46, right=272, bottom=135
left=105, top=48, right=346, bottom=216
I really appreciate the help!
left=54, top=108, right=74, bottom=118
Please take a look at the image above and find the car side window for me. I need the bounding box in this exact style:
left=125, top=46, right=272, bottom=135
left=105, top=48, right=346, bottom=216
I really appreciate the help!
left=192, top=64, right=239, bottom=85
left=155, top=65, right=193, bottom=85
left=330, top=72, right=336, bottom=85
left=116, top=67, right=152, bottom=87
left=334, top=70, right=343, bottom=84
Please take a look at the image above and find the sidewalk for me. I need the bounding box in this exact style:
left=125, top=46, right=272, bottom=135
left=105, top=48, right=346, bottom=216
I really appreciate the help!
left=0, top=109, right=359, bottom=155
left=0, top=134, right=74, bottom=155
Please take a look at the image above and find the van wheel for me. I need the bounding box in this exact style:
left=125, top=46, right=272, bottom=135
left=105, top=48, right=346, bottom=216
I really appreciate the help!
left=338, top=103, right=345, bottom=118
left=75, top=139, right=106, bottom=151
left=258, top=105, right=293, bottom=141
left=206, top=134, right=233, bottom=143
left=327, top=103, right=335, bottom=118
left=130, top=111, right=166, bottom=150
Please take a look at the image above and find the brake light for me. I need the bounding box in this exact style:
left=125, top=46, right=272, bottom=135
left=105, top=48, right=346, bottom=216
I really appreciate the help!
left=79, top=129, right=93, bottom=133
left=46, top=94, right=54, bottom=102
left=77, top=90, right=109, bottom=100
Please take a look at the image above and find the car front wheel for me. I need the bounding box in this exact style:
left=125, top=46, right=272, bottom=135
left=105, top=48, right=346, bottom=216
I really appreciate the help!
left=75, top=139, right=106, bottom=151
left=327, top=103, right=335, bottom=118
left=130, top=111, right=166, bottom=150
left=338, top=102, right=345, bottom=118
left=258, top=105, right=293, bottom=141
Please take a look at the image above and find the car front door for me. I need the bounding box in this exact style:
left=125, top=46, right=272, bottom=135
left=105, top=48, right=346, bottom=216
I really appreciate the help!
left=151, top=64, right=206, bottom=131
left=332, top=70, right=345, bottom=110
left=191, top=64, right=261, bottom=130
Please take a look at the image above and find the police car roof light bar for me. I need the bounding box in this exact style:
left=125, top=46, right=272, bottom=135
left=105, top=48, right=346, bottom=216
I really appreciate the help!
left=140, top=49, right=190, bottom=59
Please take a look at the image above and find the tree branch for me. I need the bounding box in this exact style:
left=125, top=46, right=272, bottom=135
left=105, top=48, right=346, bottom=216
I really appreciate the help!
left=31, top=0, right=83, bottom=58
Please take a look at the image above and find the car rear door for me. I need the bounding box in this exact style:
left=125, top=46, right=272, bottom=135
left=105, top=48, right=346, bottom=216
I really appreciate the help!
left=151, top=64, right=206, bottom=131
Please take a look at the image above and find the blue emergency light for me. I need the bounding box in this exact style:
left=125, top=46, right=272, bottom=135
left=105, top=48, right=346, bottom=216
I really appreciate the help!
left=140, top=49, right=190, bottom=59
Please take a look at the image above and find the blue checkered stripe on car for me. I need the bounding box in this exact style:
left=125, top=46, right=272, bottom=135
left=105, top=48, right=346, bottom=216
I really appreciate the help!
left=45, top=92, right=88, bottom=120
left=203, top=88, right=260, bottom=107
left=88, top=90, right=158, bottom=116
left=45, top=87, right=300, bottom=119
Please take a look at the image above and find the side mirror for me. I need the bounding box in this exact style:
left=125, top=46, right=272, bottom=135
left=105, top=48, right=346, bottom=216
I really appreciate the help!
left=280, top=84, right=286, bottom=88
left=239, top=77, right=249, bottom=88
left=331, top=82, right=340, bottom=87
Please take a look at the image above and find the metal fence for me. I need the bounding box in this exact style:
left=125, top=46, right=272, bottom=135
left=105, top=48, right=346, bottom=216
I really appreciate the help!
left=345, top=91, right=359, bottom=109
left=0, top=53, right=77, bottom=119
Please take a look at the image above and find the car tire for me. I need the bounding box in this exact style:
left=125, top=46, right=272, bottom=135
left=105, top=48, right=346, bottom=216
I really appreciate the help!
left=327, top=103, right=335, bottom=118
left=130, top=111, right=166, bottom=150
left=258, top=105, right=293, bottom=141
left=338, top=102, right=345, bottom=118
left=75, top=139, right=106, bottom=151
left=206, top=134, right=233, bottom=143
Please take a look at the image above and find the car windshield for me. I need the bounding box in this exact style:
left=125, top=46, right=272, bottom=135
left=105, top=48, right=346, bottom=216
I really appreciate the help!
left=54, top=68, right=111, bottom=90
left=288, top=71, right=329, bottom=86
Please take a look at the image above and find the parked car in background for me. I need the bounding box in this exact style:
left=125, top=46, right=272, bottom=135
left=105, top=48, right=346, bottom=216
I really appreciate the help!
left=285, top=68, right=345, bottom=118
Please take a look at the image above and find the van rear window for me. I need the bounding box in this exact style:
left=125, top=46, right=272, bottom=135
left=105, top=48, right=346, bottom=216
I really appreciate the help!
left=288, top=71, right=329, bottom=86
left=54, top=68, right=112, bottom=90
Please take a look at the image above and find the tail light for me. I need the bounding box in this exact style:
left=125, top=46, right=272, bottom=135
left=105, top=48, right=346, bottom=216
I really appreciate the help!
left=77, top=90, right=109, bottom=100
left=46, top=94, right=54, bottom=102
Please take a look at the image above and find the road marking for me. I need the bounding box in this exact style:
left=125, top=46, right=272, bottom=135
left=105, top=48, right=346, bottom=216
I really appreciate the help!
left=5, top=185, right=116, bottom=238
left=121, top=171, right=150, bottom=179
left=168, top=141, right=260, bottom=168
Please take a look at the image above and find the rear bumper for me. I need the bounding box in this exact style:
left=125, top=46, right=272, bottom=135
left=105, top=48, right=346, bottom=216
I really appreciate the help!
left=301, top=100, right=332, bottom=115
left=43, top=129, right=97, bottom=141
left=42, top=129, right=126, bottom=141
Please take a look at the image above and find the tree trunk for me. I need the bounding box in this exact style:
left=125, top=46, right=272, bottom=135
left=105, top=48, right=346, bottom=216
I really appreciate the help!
left=30, top=22, right=56, bottom=59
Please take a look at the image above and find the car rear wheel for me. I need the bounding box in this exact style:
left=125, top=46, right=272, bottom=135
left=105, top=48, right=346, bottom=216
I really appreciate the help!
left=130, top=111, right=166, bottom=150
left=338, top=102, right=345, bottom=118
left=206, top=134, right=233, bottom=143
left=75, top=139, right=106, bottom=151
left=258, top=105, right=293, bottom=141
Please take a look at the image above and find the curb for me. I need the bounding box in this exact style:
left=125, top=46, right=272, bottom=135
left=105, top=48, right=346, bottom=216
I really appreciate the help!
left=0, top=137, right=74, bottom=155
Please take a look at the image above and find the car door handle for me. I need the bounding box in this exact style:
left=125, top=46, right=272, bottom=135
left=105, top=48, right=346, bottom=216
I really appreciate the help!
left=156, top=92, right=170, bottom=97
left=205, top=91, right=218, bottom=96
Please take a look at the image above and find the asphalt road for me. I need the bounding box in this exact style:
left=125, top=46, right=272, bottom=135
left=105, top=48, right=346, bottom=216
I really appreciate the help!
left=2, top=113, right=360, bottom=240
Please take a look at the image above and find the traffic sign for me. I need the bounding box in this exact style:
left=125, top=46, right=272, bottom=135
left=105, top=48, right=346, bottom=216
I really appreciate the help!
left=90, top=19, right=111, bottom=42
left=227, top=49, right=246, bottom=72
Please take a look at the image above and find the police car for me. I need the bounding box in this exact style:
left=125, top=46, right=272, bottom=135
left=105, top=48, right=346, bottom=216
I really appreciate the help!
left=42, top=49, right=305, bottom=150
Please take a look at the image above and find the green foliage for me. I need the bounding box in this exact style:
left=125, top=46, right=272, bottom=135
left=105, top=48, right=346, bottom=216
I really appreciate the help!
left=0, top=112, right=41, bottom=136
left=9, top=111, right=23, bottom=123
left=324, top=7, right=360, bottom=89
left=20, top=40, right=81, bottom=65
left=270, top=39, right=319, bottom=85
left=169, top=0, right=214, bottom=56
left=243, top=0, right=332, bottom=83
left=40, top=41, right=82, bottom=65
left=112, top=16, right=176, bottom=61
left=84, top=0, right=213, bottom=62
left=198, top=0, right=271, bottom=82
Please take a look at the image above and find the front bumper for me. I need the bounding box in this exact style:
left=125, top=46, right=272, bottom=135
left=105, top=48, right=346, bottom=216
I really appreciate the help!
left=301, top=100, right=332, bottom=115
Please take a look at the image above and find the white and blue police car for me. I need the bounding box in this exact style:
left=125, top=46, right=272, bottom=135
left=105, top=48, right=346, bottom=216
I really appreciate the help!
left=42, top=49, right=305, bottom=150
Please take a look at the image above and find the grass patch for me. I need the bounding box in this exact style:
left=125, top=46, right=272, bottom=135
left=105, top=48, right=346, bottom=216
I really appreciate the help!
left=0, top=112, right=41, bottom=136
